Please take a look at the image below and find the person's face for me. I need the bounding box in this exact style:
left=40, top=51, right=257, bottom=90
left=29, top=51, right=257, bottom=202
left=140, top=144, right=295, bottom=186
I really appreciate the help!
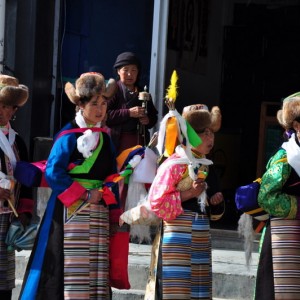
left=0, top=104, right=17, bottom=126
left=117, top=64, right=139, bottom=89
left=80, top=95, right=107, bottom=125
left=195, top=128, right=215, bottom=155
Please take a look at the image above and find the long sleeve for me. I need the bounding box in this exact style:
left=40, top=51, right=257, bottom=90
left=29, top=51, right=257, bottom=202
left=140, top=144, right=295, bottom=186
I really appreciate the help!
left=45, top=129, right=85, bottom=207
left=106, top=82, right=131, bottom=126
left=149, top=158, right=185, bottom=221
left=106, top=81, right=158, bottom=129
left=258, top=149, right=298, bottom=219
left=15, top=134, right=34, bottom=214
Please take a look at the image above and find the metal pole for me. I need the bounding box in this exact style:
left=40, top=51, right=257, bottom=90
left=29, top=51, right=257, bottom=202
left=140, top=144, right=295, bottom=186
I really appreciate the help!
left=0, top=0, right=6, bottom=74
left=50, top=0, right=61, bottom=136
left=149, top=0, right=169, bottom=126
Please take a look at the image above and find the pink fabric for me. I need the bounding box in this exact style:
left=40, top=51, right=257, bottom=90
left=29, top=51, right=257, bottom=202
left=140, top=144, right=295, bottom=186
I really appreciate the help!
left=17, top=198, right=34, bottom=214
left=58, top=181, right=86, bottom=207
left=31, top=160, right=48, bottom=187
left=149, top=155, right=185, bottom=221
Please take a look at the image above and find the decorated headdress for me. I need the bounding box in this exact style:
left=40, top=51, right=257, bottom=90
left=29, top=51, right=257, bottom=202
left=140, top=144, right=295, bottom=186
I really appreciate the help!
left=64, top=72, right=117, bottom=105
left=277, top=92, right=300, bottom=130
left=0, top=75, right=29, bottom=107
left=182, top=104, right=222, bottom=133
left=156, top=70, right=203, bottom=158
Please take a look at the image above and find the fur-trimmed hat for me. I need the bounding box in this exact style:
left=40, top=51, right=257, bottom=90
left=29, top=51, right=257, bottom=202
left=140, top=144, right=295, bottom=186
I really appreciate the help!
left=0, top=75, right=29, bottom=107
left=182, top=104, right=222, bottom=133
left=277, top=93, right=300, bottom=130
left=113, top=52, right=141, bottom=70
left=64, top=72, right=117, bottom=105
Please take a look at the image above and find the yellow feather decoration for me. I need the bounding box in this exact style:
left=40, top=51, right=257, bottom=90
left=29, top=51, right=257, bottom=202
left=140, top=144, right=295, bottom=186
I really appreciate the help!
left=165, top=70, right=178, bottom=102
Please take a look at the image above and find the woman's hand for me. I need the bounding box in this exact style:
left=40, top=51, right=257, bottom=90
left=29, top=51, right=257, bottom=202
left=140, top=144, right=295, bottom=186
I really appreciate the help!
left=139, top=115, right=149, bottom=125
left=191, top=179, right=207, bottom=197
left=0, top=187, right=11, bottom=201
left=181, top=179, right=207, bottom=202
left=86, top=189, right=103, bottom=204
left=129, top=106, right=145, bottom=118
left=209, top=192, right=224, bottom=206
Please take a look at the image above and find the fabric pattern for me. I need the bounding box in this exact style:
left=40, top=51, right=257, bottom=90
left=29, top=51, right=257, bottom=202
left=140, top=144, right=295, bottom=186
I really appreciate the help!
left=162, top=211, right=212, bottom=299
left=149, top=156, right=185, bottom=221
left=64, top=204, right=110, bottom=299
left=0, top=213, right=14, bottom=290
left=258, top=148, right=297, bottom=219
left=271, top=218, right=300, bottom=299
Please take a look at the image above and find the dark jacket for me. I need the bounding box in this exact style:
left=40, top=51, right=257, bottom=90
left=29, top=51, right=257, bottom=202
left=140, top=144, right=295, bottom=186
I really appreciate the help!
left=106, top=81, right=158, bottom=151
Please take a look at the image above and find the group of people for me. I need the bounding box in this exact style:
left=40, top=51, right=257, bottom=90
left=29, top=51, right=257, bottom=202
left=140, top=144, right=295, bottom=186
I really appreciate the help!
left=0, top=50, right=299, bottom=300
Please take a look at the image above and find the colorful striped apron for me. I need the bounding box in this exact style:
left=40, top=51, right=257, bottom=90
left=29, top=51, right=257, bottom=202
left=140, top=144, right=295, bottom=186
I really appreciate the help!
left=271, top=218, right=300, bottom=299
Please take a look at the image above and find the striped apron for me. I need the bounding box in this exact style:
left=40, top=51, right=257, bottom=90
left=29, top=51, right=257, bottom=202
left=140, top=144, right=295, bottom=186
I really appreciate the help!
left=271, top=218, right=300, bottom=299
left=64, top=203, right=109, bottom=299
left=161, top=210, right=212, bottom=299
left=0, top=213, right=14, bottom=291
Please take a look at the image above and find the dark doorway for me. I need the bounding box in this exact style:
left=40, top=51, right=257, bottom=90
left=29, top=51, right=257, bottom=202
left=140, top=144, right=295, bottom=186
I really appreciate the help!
left=219, top=3, right=300, bottom=229
left=55, top=0, right=154, bottom=133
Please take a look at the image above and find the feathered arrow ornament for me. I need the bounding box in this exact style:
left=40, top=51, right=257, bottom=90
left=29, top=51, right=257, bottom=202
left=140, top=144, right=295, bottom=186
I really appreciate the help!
left=165, top=70, right=178, bottom=111
left=157, top=70, right=201, bottom=157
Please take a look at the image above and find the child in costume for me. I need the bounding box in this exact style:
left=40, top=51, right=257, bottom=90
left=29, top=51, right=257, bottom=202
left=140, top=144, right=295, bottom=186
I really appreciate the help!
left=19, top=73, right=122, bottom=299
left=148, top=105, right=223, bottom=299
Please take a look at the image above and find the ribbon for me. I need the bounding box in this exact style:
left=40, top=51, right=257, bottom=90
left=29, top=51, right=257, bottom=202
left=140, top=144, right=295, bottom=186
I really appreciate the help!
left=163, top=117, right=179, bottom=157
left=101, top=186, right=118, bottom=205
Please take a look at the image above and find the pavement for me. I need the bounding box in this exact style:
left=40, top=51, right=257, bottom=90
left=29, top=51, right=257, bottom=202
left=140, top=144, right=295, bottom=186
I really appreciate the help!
left=13, top=229, right=260, bottom=300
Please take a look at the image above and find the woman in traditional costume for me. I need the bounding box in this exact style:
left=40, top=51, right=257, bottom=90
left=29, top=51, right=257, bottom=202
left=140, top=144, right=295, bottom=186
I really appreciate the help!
left=19, top=73, right=120, bottom=300
left=0, top=75, right=33, bottom=300
left=148, top=107, right=223, bottom=299
left=255, top=93, right=300, bottom=300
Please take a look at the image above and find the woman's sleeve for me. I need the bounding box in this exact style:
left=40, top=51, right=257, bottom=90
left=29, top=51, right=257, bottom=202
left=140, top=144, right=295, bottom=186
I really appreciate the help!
left=258, top=152, right=298, bottom=219
left=45, top=134, right=85, bottom=207
left=206, top=164, right=221, bottom=198
left=15, top=135, right=34, bottom=214
left=149, top=163, right=185, bottom=221
left=145, top=97, right=158, bottom=129
left=106, top=89, right=131, bottom=126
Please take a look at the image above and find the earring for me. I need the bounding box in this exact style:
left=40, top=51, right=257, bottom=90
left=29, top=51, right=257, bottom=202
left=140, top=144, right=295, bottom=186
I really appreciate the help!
left=11, top=115, right=16, bottom=121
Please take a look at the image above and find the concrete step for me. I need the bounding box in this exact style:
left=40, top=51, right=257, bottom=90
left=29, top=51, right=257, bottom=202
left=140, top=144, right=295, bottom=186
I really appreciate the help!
left=13, top=230, right=259, bottom=300
left=124, top=243, right=258, bottom=300
left=211, top=228, right=260, bottom=252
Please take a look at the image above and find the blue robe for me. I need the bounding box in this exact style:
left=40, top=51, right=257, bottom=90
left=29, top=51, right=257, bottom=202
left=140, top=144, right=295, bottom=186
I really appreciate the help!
left=19, top=121, right=119, bottom=300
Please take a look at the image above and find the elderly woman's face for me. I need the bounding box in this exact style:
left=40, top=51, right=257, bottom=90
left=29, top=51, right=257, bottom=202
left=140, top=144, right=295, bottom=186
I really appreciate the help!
left=0, top=104, right=17, bottom=126
left=117, top=64, right=139, bottom=89
left=79, top=95, right=107, bottom=125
